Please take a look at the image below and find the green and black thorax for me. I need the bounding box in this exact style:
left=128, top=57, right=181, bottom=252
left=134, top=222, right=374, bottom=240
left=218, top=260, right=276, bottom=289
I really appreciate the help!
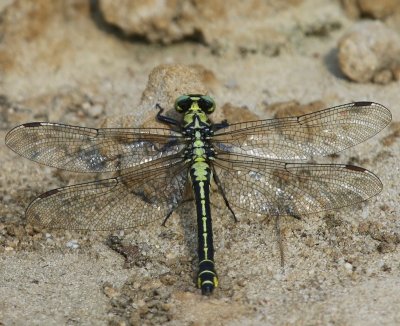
left=175, top=94, right=216, bottom=165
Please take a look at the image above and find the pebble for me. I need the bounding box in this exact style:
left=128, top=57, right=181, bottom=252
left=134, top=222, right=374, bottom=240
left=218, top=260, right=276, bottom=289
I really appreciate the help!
left=66, top=239, right=79, bottom=249
left=338, top=21, right=400, bottom=84
left=344, top=262, right=353, bottom=273
left=273, top=272, right=284, bottom=281
left=103, top=283, right=120, bottom=298
left=341, top=0, right=400, bottom=19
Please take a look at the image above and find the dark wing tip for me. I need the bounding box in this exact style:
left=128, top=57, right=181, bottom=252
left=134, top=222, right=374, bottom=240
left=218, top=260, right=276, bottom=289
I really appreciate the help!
left=344, top=165, right=366, bottom=172
left=38, top=188, right=60, bottom=199
left=353, top=101, right=373, bottom=107
left=22, top=122, right=44, bottom=128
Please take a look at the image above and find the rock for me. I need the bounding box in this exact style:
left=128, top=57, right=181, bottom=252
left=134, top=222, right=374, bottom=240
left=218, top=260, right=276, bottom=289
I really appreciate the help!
left=358, top=0, right=400, bottom=19
left=221, top=103, right=260, bottom=123
left=344, top=262, right=353, bottom=273
left=103, top=282, right=121, bottom=298
left=98, top=0, right=201, bottom=44
left=265, top=100, right=325, bottom=118
left=97, top=0, right=299, bottom=53
left=340, top=0, right=361, bottom=19
left=98, top=0, right=232, bottom=44
left=338, top=21, right=400, bottom=83
left=340, top=0, right=400, bottom=19
left=381, top=122, right=400, bottom=146
left=66, top=239, right=80, bottom=249
left=102, top=64, right=218, bottom=128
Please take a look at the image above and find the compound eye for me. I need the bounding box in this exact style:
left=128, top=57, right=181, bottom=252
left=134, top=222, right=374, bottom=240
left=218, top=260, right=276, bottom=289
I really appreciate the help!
left=198, top=95, right=215, bottom=113
left=175, top=95, right=193, bottom=112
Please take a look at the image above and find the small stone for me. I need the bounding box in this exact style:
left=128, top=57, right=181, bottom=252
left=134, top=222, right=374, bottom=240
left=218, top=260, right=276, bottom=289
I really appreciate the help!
left=6, top=239, right=19, bottom=249
left=81, top=101, right=91, bottom=110
left=160, top=303, right=172, bottom=312
left=372, top=70, right=393, bottom=85
left=139, top=279, right=163, bottom=292
left=358, top=0, right=400, bottom=19
left=273, top=272, right=283, bottom=281
left=138, top=305, right=150, bottom=317
left=90, top=104, right=104, bottom=117
left=165, top=253, right=178, bottom=266
left=340, top=0, right=400, bottom=19
left=103, top=283, right=120, bottom=298
left=393, top=67, right=400, bottom=81
left=338, top=21, right=400, bottom=83
left=24, top=224, right=36, bottom=236
left=377, top=242, right=396, bottom=253
left=66, top=239, right=79, bottom=249
left=236, top=279, right=246, bottom=287
left=344, top=262, right=353, bottom=272
left=160, top=273, right=177, bottom=286
left=381, top=263, right=391, bottom=272
left=110, top=294, right=132, bottom=309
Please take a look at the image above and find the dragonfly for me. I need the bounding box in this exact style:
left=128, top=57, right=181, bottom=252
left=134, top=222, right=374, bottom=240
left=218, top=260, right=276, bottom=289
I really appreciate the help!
left=5, top=94, right=391, bottom=295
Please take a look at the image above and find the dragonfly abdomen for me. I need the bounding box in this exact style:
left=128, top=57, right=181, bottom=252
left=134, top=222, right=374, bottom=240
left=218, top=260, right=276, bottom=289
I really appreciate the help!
left=189, top=161, right=218, bottom=295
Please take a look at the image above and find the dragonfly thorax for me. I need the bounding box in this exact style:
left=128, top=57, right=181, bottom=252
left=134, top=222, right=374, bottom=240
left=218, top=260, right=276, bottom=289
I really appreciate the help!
left=183, top=121, right=215, bottom=164
left=177, top=95, right=215, bottom=164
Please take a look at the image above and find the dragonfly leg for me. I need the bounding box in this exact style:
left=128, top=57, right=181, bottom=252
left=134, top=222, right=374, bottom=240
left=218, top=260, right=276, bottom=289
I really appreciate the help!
left=156, top=104, right=180, bottom=126
left=212, top=165, right=238, bottom=222
left=290, top=213, right=302, bottom=220
left=212, top=119, right=229, bottom=132
left=274, top=215, right=285, bottom=268
left=161, top=209, right=174, bottom=227
left=161, top=198, right=195, bottom=226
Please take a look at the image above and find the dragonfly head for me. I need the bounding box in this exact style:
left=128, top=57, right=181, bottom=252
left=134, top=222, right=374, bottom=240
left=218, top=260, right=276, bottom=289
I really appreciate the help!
left=174, top=94, right=215, bottom=114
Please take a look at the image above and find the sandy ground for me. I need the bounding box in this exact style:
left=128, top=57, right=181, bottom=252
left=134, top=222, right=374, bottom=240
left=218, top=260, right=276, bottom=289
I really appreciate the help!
left=1, top=1, right=399, bottom=325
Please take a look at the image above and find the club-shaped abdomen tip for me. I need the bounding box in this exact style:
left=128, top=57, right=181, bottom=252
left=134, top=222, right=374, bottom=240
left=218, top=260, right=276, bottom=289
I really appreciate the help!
left=201, top=283, right=214, bottom=295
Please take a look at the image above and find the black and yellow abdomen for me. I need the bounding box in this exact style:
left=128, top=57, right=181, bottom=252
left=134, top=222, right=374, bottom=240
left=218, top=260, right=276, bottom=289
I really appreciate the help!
left=190, top=160, right=218, bottom=294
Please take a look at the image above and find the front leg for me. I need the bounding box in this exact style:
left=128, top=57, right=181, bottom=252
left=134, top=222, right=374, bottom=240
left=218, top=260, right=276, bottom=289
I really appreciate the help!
left=156, top=104, right=180, bottom=127
left=212, top=119, right=229, bottom=132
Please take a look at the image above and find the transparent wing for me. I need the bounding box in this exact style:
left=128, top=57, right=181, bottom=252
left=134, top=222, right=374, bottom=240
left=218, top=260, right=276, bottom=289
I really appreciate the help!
left=5, top=122, right=185, bottom=172
left=213, top=102, right=391, bottom=160
left=26, top=156, right=189, bottom=230
left=213, top=153, right=382, bottom=217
